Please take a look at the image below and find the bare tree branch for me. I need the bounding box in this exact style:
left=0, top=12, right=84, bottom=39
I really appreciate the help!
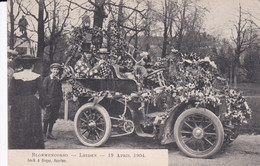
left=43, top=0, right=49, bottom=22
left=67, top=0, right=95, bottom=12
left=55, top=1, right=72, bottom=37
left=106, top=2, right=146, bottom=17
left=17, top=0, right=38, bottom=21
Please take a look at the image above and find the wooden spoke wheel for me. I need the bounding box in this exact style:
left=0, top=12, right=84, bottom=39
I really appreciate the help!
left=74, top=103, right=111, bottom=147
left=174, top=108, right=224, bottom=158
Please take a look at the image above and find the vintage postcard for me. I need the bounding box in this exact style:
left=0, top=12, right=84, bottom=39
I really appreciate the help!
left=5, top=0, right=260, bottom=165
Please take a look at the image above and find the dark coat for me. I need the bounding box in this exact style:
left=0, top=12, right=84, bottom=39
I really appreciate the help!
left=9, top=71, right=48, bottom=149
left=43, top=76, right=63, bottom=104
left=42, top=76, right=63, bottom=123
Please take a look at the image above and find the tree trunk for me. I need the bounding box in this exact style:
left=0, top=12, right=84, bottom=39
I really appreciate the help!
left=144, top=27, right=150, bottom=52
left=49, top=1, right=56, bottom=64
left=35, top=0, right=45, bottom=74
left=162, top=27, right=168, bottom=58
left=134, top=30, right=138, bottom=58
left=92, top=0, right=106, bottom=49
left=162, top=0, right=168, bottom=58
left=233, top=61, right=238, bottom=88
left=49, top=40, right=54, bottom=63
left=9, top=0, right=15, bottom=49
left=117, top=0, right=124, bottom=30
left=230, top=63, right=233, bottom=85
left=93, top=0, right=106, bottom=28
left=176, top=3, right=186, bottom=51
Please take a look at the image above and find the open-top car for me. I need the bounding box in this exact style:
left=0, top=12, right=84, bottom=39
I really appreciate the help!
left=62, top=23, right=251, bottom=158
left=62, top=54, right=251, bottom=158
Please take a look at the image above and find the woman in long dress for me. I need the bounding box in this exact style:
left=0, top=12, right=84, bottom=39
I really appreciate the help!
left=8, top=55, right=49, bottom=149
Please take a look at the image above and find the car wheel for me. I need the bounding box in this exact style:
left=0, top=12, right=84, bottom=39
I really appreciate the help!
left=74, top=103, right=111, bottom=147
left=174, top=107, right=224, bottom=158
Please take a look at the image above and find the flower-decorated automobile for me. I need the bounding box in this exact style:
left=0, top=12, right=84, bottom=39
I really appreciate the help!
left=62, top=24, right=251, bottom=158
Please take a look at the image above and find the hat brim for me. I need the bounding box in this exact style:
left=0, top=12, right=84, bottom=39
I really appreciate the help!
left=50, top=63, right=62, bottom=69
left=16, top=55, right=40, bottom=61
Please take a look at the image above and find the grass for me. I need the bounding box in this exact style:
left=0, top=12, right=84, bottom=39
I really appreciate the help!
left=243, top=96, right=260, bottom=133
left=235, top=83, right=260, bottom=133
left=234, top=83, right=260, bottom=96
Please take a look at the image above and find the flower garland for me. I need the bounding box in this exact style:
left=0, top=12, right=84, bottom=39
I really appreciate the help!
left=66, top=53, right=252, bottom=125
left=65, top=26, right=104, bottom=57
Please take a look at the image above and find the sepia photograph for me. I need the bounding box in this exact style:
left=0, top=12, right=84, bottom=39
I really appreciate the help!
left=4, top=0, right=260, bottom=165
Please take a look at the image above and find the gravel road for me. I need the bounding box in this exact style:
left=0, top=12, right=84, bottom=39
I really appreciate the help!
left=45, top=119, right=260, bottom=166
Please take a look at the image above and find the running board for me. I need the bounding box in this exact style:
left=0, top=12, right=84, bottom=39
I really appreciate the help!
left=136, top=132, right=154, bottom=138
left=134, top=124, right=155, bottom=138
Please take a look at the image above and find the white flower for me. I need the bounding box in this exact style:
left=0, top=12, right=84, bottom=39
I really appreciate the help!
left=179, top=96, right=186, bottom=102
left=140, top=51, right=149, bottom=57
left=172, top=93, right=177, bottom=97
left=199, top=57, right=217, bottom=69
left=171, top=49, right=178, bottom=53
left=187, top=83, right=195, bottom=89
left=154, top=87, right=164, bottom=94
left=244, top=101, right=249, bottom=110
left=198, top=92, right=204, bottom=97
left=72, top=95, right=78, bottom=101
left=176, top=86, right=184, bottom=91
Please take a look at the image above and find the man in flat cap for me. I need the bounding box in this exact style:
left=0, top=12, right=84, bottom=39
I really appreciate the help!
left=42, top=63, right=63, bottom=140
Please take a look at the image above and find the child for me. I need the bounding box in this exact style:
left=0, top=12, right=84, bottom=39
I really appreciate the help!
left=43, top=63, right=63, bottom=140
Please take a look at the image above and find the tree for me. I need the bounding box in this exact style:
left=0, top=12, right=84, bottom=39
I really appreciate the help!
left=173, top=0, right=207, bottom=54
left=9, top=0, right=15, bottom=49
left=45, top=0, right=72, bottom=63
left=143, top=0, right=153, bottom=51
left=69, top=0, right=147, bottom=51
left=156, top=0, right=207, bottom=57
left=37, top=0, right=46, bottom=60
left=8, top=0, right=22, bottom=49
left=243, top=20, right=260, bottom=82
left=231, top=5, right=252, bottom=87
left=161, top=0, right=178, bottom=57
left=17, top=0, right=72, bottom=61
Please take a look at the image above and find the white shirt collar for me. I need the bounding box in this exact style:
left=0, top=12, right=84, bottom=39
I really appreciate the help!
left=13, top=69, right=40, bottom=81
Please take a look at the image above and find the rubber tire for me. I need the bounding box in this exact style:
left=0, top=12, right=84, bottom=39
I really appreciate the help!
left=174, top=107, right=224, bottom=158
left=74, top=103, right=111, bottom=147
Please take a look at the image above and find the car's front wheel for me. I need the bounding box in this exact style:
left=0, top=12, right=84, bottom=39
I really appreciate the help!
left=174, top=107, right=224, bottom=158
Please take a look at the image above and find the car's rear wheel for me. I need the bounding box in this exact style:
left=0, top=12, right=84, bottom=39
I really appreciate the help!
left=174, top=107, right=224, bottom=158
left=74, top=103, right=111, bottom=147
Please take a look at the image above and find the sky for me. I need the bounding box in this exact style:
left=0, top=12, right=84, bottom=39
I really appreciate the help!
left=201, top=0, right=260, bottom=38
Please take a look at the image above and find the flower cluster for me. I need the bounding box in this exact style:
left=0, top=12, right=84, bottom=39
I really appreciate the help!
left=107, top=20, right=128, bottom=60
left=65, top=26, right=104, bottom=57
left=223, top=89, right=252, bottom=124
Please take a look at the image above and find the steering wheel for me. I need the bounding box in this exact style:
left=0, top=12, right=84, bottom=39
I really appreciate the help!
left=62, top=65, right=74, bottom=78
left=146, top=68, right=165, bottom=79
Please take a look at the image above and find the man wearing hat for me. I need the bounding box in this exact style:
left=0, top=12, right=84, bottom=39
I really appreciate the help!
left=42, top=63, right=63, bottom=140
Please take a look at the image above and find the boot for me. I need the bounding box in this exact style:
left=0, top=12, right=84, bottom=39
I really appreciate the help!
left=43, top=122, right=48, bottom=142
left=47, top=132, right=57, bottom=140
left=47, top=123, right=57, bottom=140
left=43, top=134, right=47, bottom=142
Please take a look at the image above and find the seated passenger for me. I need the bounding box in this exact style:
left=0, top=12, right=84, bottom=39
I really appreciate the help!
left=74, top=52, right=95, bottom=78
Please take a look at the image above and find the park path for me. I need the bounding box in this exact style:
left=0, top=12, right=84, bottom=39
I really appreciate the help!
left=45, top=119, right=260, bottom=166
